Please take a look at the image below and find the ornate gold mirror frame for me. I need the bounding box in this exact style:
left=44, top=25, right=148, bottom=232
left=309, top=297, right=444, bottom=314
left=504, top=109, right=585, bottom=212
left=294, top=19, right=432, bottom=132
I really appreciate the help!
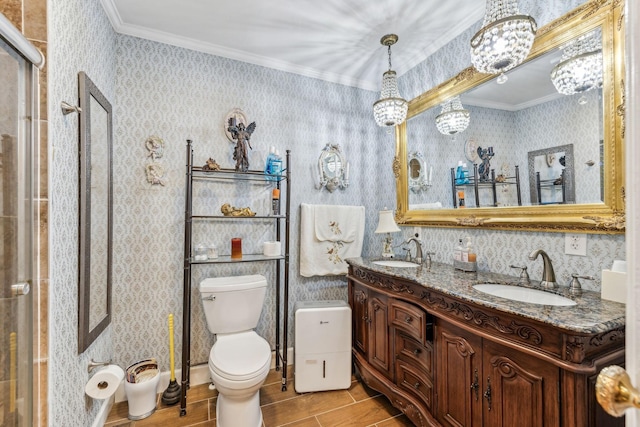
left=395, top=0, right=625, bottom=233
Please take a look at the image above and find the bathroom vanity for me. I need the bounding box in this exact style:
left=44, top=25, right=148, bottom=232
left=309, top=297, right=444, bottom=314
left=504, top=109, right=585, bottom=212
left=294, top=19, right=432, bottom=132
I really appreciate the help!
left=346, top=258, right=625, bottom=427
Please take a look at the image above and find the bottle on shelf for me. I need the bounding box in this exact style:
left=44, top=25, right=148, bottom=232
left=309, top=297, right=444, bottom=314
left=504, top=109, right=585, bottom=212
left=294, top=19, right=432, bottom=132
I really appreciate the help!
left=270, top=150, right=283, bottom=180
left=455, top=161, right=464, bottom=185
left=272, top=188, right=280, bottom=215
left=264, top=146, right=276, bottom=179
left=457, top=190, right=465, bottom=208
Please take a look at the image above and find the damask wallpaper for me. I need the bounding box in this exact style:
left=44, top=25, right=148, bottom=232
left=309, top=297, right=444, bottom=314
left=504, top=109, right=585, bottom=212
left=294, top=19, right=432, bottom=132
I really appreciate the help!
left=47, top=0, right=624, bottom=425
left=48, top=0, right=116, bottom=425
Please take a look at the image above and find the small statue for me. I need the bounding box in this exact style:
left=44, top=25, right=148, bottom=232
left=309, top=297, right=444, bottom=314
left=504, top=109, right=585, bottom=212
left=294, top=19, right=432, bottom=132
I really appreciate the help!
left=221, top=203, right=256, bottom=217
left=202, top=158, right=221, bottom=171
left=477, top=146, right=495, bottom=182
left=227, top=118, right=256, bottom=172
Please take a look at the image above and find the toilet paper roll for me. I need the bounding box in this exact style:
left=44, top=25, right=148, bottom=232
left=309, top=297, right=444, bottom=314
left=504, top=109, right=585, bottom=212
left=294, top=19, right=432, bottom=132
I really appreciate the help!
left=85, top=365, right=125, bottom=399
left=263, top=241, right=281, bottom=257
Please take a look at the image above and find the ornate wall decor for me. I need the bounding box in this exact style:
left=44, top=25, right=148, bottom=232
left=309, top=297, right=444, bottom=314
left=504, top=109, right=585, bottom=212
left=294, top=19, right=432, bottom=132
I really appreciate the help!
left=144, top=135, right=167, bottom=186
left=145, top=163, right=166, bottom=186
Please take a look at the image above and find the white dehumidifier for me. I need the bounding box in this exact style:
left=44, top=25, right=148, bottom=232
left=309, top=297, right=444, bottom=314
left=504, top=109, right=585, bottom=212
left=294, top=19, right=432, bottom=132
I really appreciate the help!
left=294, top=300, right=352, bottom=393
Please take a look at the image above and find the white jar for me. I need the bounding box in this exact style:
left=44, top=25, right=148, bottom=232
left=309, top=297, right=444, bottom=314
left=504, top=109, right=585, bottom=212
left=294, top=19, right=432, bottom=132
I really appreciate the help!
left=194, top=244, right=207, bottom=261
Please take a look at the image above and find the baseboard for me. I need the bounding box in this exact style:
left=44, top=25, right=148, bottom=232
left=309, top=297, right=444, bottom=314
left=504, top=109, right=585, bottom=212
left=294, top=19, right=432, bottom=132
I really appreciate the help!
left=113, top=347, right=293, bottom=403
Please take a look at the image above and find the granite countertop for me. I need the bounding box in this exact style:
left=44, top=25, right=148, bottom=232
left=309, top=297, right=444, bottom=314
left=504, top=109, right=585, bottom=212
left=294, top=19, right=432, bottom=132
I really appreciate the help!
left=346, top=257, right=626, bottom=334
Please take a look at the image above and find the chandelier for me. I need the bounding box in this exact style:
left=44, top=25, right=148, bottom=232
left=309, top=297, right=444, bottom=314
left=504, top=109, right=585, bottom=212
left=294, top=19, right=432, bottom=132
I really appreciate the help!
left=373, top=34, right=408, bottom=127
left=435, top=96, right=470, bottom=136
left=470, top=0, right=537, bottom=80
left=550, top=30, right=602, bottom=96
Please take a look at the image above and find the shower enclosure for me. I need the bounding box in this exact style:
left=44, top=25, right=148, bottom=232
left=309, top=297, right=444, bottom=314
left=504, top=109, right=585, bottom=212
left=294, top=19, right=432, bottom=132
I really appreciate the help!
left=0, top=14, right=43, bottom=426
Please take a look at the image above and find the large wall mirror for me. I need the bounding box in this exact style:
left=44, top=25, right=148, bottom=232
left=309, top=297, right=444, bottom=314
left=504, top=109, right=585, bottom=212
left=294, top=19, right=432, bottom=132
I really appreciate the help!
left=78, top=71, right=113, bottom=353
left=395, top=0, right=625, bottom=233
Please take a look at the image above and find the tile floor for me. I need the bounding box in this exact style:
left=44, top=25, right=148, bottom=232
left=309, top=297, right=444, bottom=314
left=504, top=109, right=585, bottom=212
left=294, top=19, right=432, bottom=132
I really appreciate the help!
left=105, top=366, right=412, bottom=426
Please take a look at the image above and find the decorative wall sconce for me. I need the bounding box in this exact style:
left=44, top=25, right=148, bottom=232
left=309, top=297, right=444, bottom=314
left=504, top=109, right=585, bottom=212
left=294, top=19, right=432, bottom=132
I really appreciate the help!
left=470, top=0, right=537, bottom=83
left=375, top=209, right=401, bottom=258
left=550, top=30, right=602, bottom=100
left=315, top=143, right=349, bottom=192
left=408, top=151, right=432, bottom=192
left=373, top=34, right=408, bottom=128
left=435, top=96, right=470, bottom=136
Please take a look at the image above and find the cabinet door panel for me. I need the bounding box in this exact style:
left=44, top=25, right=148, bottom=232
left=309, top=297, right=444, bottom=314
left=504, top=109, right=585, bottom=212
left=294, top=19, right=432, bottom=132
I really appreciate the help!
left=483, top=340, right=559, bottom=427
left=369, top=295, right=392, bottom=378
left=436, top=324, right=482, bottom=427
left=352, top=285, right=368, bottom=355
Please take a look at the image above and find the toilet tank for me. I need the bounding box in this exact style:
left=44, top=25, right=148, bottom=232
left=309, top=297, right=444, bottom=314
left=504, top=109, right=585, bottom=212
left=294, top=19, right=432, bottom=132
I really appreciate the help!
left=199, top=274, right=267, bottom=334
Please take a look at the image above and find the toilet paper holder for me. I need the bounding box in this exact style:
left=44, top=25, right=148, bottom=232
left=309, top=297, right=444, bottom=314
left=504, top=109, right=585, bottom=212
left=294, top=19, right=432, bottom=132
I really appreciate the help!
left=88, top=358, right=113, bottom=373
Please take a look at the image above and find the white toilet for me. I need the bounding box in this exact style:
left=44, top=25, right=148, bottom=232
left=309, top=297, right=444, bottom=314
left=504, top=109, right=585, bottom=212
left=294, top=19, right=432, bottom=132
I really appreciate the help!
left=198, top=274, right=272, bottom=427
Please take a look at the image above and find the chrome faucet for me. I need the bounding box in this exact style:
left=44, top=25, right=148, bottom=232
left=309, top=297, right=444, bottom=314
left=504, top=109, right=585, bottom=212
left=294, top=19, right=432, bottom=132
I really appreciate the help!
left=405, top=236, right=423, bottom=264
left=528, top=249, right=557, bottom=289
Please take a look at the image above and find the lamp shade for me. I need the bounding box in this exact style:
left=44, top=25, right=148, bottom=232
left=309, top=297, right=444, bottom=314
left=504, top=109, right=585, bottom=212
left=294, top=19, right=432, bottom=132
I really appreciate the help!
left=375, top=210, right=401, bottom=234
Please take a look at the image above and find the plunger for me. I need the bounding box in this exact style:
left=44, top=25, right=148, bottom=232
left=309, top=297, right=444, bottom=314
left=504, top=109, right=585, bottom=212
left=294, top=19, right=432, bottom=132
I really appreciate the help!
left=162, top=313, right=181, bottom=405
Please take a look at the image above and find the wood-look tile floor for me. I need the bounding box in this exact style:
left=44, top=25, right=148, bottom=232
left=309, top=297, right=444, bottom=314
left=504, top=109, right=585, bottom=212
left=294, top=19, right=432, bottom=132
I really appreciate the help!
left=105, top=366, right=413, bottom=427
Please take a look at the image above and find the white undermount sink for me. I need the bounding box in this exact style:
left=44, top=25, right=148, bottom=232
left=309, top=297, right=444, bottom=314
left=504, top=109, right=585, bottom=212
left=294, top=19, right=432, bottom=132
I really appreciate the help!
left=372, top=260, right=420, bottom=268
left=473, top=284, right=577, bottom=306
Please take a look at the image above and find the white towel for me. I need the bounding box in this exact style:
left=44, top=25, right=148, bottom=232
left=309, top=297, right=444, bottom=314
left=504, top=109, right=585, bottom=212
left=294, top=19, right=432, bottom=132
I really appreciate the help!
left=300, top=204, right=365, bottom=277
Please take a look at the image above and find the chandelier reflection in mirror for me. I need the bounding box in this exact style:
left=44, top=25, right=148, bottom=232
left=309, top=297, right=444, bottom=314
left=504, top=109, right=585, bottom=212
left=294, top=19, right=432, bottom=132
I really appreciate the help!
left=550, top=29, right=602, bottom=101
left=435, top=96, right=470, bottom=136
left=373, top=34, right=408, bottom=128
left=470, top=0, right=537, bottom=82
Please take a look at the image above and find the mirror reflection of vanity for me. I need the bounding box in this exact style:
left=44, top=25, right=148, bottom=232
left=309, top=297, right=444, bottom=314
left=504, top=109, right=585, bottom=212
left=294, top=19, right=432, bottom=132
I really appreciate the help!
left=395, top=0, right=625, bottom=233
left=78, top=72, right=113, bottom=353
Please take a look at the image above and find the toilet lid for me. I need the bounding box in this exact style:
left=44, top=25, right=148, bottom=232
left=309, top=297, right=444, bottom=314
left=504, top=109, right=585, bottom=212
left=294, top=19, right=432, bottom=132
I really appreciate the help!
left=210, top=332, right=271, bottom=380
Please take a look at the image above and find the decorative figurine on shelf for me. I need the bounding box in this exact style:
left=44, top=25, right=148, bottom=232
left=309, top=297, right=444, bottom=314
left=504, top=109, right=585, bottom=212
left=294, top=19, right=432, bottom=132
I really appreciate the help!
left=202, top=158, right=221, bottom=171
left=221, top=203, right=256, bottom=217
left=477, top=146, right=494, bottom=182
left=227, top=117, right=256, bottom=172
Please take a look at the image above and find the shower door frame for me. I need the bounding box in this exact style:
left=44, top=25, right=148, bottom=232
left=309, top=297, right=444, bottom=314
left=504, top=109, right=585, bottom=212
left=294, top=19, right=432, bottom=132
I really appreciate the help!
left=0, top=12, right=44, bottom=427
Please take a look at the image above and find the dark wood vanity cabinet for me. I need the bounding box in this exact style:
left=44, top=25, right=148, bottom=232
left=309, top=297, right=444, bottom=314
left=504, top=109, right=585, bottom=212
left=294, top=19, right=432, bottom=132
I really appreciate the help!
left=347, top=264, right=625, bottom=427
left=436, top=320, right=559, bottom=427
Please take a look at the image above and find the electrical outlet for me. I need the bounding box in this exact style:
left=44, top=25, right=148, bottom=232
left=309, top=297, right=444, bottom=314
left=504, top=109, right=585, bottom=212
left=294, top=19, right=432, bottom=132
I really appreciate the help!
left=564, top=234, right=587, bottom=256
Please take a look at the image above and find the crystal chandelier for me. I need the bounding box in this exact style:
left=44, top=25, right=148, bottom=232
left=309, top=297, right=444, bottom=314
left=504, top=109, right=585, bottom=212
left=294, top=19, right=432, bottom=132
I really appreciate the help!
left=373, top=34, right=408, bottom=127
left=435, top=96, right=470, bottom=135
left=470, top=0, right=537, bottom=80
left=550, top=30, right=602, bottom=96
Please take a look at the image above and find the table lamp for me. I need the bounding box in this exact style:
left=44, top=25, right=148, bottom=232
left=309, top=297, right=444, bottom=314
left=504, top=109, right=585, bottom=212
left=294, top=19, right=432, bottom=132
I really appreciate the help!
left=375, top=209, right=401, bottom=258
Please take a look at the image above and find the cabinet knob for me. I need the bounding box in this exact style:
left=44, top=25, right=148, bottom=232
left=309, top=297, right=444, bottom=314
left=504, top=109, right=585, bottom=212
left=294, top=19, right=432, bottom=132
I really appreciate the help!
left=596, top=365, right=640, bottom=417
left=413, top=348, right=421, bottom=356
left=405, top=316, right=412, bottom=324
left=413, top=382, right=421, bottom=389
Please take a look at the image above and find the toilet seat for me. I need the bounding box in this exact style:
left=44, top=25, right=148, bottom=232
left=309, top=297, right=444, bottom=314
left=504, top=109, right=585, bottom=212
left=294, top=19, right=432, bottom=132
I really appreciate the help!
left=210, top=331, right=271, bottom=381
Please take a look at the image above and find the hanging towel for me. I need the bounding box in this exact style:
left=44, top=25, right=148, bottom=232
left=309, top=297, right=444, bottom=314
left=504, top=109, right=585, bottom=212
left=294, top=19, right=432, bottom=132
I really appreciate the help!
left=300, top=203, right=365, bottom=277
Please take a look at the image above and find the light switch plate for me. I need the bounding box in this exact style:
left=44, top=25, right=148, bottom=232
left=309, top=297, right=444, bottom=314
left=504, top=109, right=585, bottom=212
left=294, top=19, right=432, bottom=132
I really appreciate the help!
left=564, top=234, right=587, bottom=256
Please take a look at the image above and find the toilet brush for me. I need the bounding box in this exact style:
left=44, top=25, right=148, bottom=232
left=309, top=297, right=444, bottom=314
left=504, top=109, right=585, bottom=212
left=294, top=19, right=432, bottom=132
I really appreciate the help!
left=161, top=313, right=181, bottom=405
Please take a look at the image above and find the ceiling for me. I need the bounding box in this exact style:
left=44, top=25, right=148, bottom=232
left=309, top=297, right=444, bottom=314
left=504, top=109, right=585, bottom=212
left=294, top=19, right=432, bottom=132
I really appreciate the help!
left=100, top=0, right=485, bottom=91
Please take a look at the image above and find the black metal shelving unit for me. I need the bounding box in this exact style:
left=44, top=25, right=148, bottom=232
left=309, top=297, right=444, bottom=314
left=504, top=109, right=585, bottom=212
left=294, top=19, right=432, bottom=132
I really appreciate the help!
left=180, top=139, right=291, bottom=416
left=450, top=164, right=521, bottom=208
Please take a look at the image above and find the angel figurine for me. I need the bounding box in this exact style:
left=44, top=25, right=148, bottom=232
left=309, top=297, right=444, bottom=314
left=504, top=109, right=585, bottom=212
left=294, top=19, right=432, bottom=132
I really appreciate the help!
left=227, top=118, right=256, bottom=172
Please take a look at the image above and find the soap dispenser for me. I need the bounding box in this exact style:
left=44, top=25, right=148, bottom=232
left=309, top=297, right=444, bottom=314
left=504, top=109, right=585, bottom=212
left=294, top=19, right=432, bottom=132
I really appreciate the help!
left=466, top=236, right=476, bottom=262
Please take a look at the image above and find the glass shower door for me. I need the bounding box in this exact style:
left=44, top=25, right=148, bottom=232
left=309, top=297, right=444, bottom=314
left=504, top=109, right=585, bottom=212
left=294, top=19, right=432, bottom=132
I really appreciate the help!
left=0, top=35, right=35, bottom=427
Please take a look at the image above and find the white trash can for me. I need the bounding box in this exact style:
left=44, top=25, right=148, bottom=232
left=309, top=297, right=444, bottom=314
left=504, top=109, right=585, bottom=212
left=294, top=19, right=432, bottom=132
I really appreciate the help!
left=124, top=359, right=160, bottom=420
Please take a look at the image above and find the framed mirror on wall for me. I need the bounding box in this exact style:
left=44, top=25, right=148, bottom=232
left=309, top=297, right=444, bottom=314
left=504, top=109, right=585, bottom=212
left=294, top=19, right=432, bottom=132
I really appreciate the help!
left=78, top=71, right=113, bottom=353
left=394, top=0, right=625, bottom=233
